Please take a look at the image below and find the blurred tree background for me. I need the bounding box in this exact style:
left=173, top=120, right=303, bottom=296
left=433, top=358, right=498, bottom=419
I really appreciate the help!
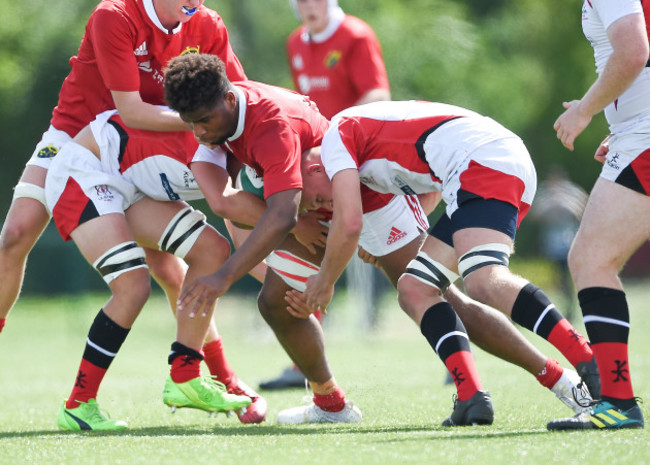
left=0, top=0, right=618, bottom=295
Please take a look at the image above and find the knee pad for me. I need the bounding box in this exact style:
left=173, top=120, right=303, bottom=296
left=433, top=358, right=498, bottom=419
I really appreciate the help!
left=404, top=251, right=459, bottom=292
left=458, top=243, right=511, bottom=279
left=93, top=241, right=148, bottom=284
left=13, top=182, right=47, bottom=208
left=158, top=206, right=207, bottom=259
left=265, top=250, right=320, bottom=292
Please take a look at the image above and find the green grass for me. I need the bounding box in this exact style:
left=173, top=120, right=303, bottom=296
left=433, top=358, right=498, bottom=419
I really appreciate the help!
left=1, top=281, right=649, bottom=465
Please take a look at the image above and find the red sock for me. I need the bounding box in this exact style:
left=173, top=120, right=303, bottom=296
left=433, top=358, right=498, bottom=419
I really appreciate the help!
left=170, top=354, right=202, bottom=383
left=66, top=359, right=108, bottom=409
left=536, top=358, right=563, bottom=389
left=0, top=318, right=5, bottom=333
left=444, top=351, right=483, bottom=401
left=547, top=319, right=593, bottom=368
left=314, top=388, right=346, bottom=412
left=202, top=338, right=235, bottom=385
left=592, top=342, right=634, bottom=400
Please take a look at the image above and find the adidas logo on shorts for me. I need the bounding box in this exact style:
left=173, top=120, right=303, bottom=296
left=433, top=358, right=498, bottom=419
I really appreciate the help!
left=386, top=226, right=407, bottom=245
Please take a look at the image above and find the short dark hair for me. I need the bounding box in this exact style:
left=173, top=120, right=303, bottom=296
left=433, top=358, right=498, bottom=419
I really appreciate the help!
left=164, top=54, right=232, bottom=115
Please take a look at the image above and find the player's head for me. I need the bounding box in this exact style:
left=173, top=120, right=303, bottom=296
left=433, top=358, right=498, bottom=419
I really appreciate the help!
left=300, top=146, right=334, bottom=211
left=164, top=54, right=238, bottom=146
left=290, top=0, right=339, bottom=33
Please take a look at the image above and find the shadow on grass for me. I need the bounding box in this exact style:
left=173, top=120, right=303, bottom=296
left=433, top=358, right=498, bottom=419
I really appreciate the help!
left=0, top=424, right=550, bottom=440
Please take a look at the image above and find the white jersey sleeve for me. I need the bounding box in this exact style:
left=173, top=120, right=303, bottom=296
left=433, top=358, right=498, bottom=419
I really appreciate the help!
left=191, top=144, right=228, bottom=170
left=321, top=122, right=359, bottom=180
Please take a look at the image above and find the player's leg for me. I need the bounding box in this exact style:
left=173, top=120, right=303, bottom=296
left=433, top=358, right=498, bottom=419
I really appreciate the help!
left=0, top=167, right=50, bottom=328
left=396, top=233, right=492, bottom=426
left=126, top=198, right=253, bottom=417
left=58, top=213, right=151, bottom=431
left=45, top=140, right=151, bottom=431
left=377, top=233, right=589, bottom=414
left=448, top=198, right=597, bottom=399
left=0, top=127, right=71, bottom=330
left=259, top=234, right=361, bottom=424
left=549, top=178, right=648, bottom=430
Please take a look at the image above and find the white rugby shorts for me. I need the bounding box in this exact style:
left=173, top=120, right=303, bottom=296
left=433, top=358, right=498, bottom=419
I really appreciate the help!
left=268, top=194, right=429, bottom=290
left=26, top=125, right=72, bottom=169
left=45, top=141, right=138, bottom=240
left=601, top=131, right=650, bottom=195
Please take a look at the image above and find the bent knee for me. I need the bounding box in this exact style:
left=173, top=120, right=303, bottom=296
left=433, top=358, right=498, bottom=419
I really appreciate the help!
left=397, top=274, right=437, bottom=316
left=0, top=216, right=47, bottom=256
left=111, top=269, right=152, bottom=308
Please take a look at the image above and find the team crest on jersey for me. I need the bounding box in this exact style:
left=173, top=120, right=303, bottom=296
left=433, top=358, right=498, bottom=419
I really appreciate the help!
left=94, top=185, right=114, bottom=201
left=181, top=46, right=201, bottom=56
left=323, top=50, right=342, bottom=68
left=36, top=145, right=59, bottom=159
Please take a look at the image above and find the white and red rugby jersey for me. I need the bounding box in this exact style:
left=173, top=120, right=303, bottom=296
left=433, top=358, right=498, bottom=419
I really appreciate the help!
left=51, top=0, right=246, bottom=137
left=321, top=100, right=534, bottom=210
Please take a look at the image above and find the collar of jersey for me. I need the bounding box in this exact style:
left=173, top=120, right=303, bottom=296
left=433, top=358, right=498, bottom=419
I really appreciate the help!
left=144, top=0, right=183, bottom=35
left=301, top=7, right=344, bottom=44
left=227, top=86, right=247, bottom=142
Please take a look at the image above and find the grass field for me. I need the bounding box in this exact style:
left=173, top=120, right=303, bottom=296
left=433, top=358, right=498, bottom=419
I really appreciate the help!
left=1, top=280, right=648, bottom=465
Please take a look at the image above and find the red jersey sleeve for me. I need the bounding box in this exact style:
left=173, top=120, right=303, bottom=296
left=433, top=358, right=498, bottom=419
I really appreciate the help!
left=250, top=122, right=303, bottom=199
left=345, top=30, right=389, bottom=96
left=89, top=7, right=141, bottom=92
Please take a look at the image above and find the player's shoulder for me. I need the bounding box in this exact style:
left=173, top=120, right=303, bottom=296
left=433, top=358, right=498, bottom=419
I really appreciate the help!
left=93, top=0, right=135, bottom=16
left=287, top=26, right=306, bottom=47
left=189, top=5, right=228, bottom=26
left=338, top=14, right=377, bottom=38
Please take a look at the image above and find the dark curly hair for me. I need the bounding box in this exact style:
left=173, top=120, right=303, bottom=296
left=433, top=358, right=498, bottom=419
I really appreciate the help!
left=164, top=54, right=232, bottom=115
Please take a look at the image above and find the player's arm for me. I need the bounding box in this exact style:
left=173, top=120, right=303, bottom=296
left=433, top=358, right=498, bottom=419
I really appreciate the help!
left=303, top=169, right=363, bottom=311
left=207, top=188, right=300, bottom=290
left=191, top=161, right=267, bottom=227
left=111, top=91, right=191, bottom=131
left=554, top=13, right=649, bottom=150
left=354, top=88, right=391, bottom=106
left=177, top=188, right=300, bottom=316
left=90, top=8, right=191, bottom=132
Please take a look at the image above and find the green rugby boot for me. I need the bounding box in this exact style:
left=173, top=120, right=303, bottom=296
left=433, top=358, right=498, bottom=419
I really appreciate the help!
left=57, top=399, right=127, bottom=431
left=548, top=400, right=644, bottom=430
left=163, top=375, right=251, bottom=413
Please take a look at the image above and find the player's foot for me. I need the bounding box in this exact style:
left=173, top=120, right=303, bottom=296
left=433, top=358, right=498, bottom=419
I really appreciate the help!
left=225, top=376, right=267, bottom=424
left=163, top=375, right=251, bottom=413
left=277, top=401, right=362, bottom=424
left=576, top=357, right=601, bottom=400
left=550, top=369, right=593, bottom=414
left=258, top=366, right=306, bottom=390
left=442, top=390, right=494, bottom=427
left=57, top=399, right=127, bottom=431
left=547, top=400, right=644, bottom=430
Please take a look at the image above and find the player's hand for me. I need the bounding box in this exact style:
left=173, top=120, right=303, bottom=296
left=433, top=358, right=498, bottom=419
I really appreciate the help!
left=358, top=246, right=380, bottom=267
left=177, top=272, right=230, bottom=318
left=284, top=289, right=315, bottom=319
left=292, top=211, right=328, bottom=254
left=553, top=100, right=593, bottom=151
left=302, top=273, right=335, bottom=316
left=594, top=134, right=612, bottom=164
